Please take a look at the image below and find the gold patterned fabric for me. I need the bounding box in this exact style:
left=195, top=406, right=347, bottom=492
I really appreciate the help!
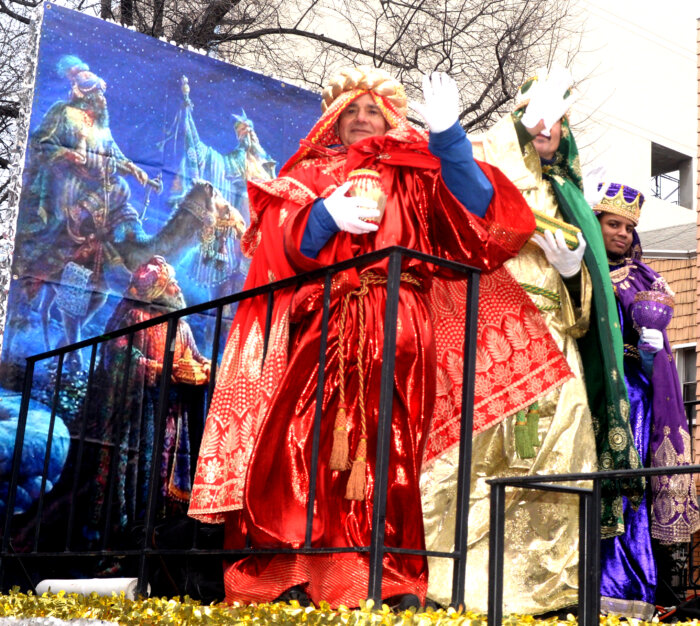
left=420, top=114, right=598, bottom=614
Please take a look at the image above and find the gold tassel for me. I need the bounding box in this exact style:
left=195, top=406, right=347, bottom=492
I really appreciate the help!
left=526, top=402, right=540, bottom=447
left=345, top=435, right=367, bottom=500
left=329, top=405, right=350, bottom=470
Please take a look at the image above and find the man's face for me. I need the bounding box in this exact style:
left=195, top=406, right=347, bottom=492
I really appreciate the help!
left=532, top=119, right=562, bottom=160
left=160, top=279, right=186, bottom=310
left=85, top=89, right=107, bottom=112
left=337, top=93, right=390, bottom=146
left=236, top=124, right=252, bottom=147
left=82, top=89, right=108, bottom=125
left=598, top=212, right=635, bottom=257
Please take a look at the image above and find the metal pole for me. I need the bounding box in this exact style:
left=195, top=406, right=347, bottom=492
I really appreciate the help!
left=305, top=273, right=332, bottom=546
left=206, top=304, right=224, bottom=414
left=137, top=317, right=178, bottom=597
left=451, top=271, right=480, bottom=607
left=33, top=352, right=65, bottom=552
left=578, top=491, right=592, bottom=624
left=487, top=482, right=506, bottom=626
left=262, top=292, right=274, bottom=362
left=588, top=479, right=601, bottom=623
left=576, top=479, right=601, bottom=626
left=66, top=343, right=98, bottom=551
left=367, top=251, right=402, bottom=602
left=0, top=359, right=36, bottom=588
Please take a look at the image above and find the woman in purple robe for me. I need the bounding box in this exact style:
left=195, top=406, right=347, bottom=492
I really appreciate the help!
left=595, top=183, right=700, bottom=619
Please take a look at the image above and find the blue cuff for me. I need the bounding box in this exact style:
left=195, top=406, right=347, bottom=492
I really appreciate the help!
left=429, top=121, right=493, bottom=217
left=300, top=198, right=340, bottom=258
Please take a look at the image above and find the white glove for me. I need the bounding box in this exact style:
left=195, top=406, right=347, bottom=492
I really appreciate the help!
left=542, top=91, right=577, bottom=132
left=541, top=65, right=576, bottom=130
left=520, top=80, right=548, bottom=132
left=520, top=66, right=576, bottom=135
left=323, top=181, right=380, bottom=235
left=409, top=72, right=459, bottom=134
left=638, top=327, right=664, bottom=353
left=531, top=229, right=586, bottom=278
left=582, top=165, right=608, bottom=208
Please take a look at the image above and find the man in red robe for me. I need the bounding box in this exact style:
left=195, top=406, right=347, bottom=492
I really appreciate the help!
left=189, top=66, right=570, bottom=608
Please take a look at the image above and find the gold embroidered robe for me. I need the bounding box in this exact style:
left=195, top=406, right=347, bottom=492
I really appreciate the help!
left=420, top=114, right=598, bottom=614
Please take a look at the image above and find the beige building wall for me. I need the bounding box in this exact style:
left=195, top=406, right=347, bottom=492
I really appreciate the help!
left=644, top=256, right=697, bottom=346
left=567, top=3, right=700, bottom=453
left=569, top=0, right=697, bottom=212
left=696, top=17, right=700, bottom=458
left=643, top=254, right=698, bottom=450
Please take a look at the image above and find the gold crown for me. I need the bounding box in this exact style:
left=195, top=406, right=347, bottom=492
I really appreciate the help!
left=321, top=66, right=407, bottom=117
left=593, top=184, right=644, bottom=226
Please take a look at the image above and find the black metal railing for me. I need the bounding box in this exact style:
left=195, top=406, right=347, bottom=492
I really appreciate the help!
left=486, top=463, right=700, bottom=626
left=2, top=243, right=700, bottom=618
left=0, top=246, right=481, bottom=606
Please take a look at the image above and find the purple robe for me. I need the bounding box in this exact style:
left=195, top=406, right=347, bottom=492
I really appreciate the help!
left=601, top=242, right=699, bottom=617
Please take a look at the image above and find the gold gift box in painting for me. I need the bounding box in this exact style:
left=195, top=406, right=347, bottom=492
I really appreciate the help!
left=347, top=169, right=387, bottom=224
left=531, top=209, right=581, bottom=250
left=173, top=347, right=209, bottom=386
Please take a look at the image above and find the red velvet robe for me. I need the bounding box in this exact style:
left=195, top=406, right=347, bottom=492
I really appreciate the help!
left=189, top=90, right=571, bottom=607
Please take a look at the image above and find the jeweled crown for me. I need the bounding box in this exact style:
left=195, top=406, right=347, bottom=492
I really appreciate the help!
left=593, top=183, right=644, bottom=226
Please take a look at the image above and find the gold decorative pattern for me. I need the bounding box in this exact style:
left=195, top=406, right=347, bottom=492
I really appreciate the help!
left=189, top=310, right=290, bottom=520
left=651, top=426, right=700, bottom=542
left=609, top=258, right=636, bottom=291
left=422, top=111, right=601, bottom=615
left=607, top=427, right=628, bottom=452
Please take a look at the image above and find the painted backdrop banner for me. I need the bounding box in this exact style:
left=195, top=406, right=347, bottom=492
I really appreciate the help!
left=0, top=3, right=320, bottom=522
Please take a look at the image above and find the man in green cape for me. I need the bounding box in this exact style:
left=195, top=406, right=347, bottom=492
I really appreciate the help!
left=420, top=66, right=643, bottom=614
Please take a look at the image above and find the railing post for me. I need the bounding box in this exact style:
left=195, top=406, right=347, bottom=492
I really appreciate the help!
left=583, top=478, right=601, bottom=625
left=137, top=316, right=178, bottom=597
left=101, top=332, right=137, bottom=551
left=578, top=490, right=593, bottom=624
left=0, top=358, right=36, bottom=588
left=367, top=250, right=402, bottom=603
left=305, top=273, right=333, bottom=547
left=205, top=304, right=224, bottom=415
left=451, top=270, right=480, bottom=607
left=66, top=343, right=99, bottom=551
left=262, top=291, right=274, bottom=362
left=487, top=481, right=506, bottom=626
left=33, top=352, right=65, bottom=553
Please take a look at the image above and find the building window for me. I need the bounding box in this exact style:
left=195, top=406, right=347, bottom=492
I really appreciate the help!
left=651, top=143, right=695, bottom=209
left=674, top=344, right=697, bottom=424
left=650, top=143, right=693, bottom=209
left=651, top=171, right=679, bottom=205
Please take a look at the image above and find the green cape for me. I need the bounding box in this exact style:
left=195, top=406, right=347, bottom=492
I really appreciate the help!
left=542, top=118, right=644, bottom=536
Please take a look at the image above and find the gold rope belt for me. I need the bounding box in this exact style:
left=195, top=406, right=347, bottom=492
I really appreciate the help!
left=624, top=343, right=640, bottom=361
left=330, top=271, right=422, bottom=500
left=519, top=281, right=561, bottom=312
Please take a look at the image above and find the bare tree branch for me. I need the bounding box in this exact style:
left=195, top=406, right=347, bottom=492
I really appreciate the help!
left=0, top=0, right=580, bottom=211
left=0, top=106, right=19, bottom=120
left=0, top=0, right=30, bottom=24
left=7, top=0, right=39, bottom=8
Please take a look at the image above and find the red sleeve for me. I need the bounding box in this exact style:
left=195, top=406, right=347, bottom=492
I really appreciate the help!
left=431, top=160, right=535, bottom=272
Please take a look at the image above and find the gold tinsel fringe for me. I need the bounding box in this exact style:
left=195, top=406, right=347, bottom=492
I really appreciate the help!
left=0, top=590, right=692, bottom=625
